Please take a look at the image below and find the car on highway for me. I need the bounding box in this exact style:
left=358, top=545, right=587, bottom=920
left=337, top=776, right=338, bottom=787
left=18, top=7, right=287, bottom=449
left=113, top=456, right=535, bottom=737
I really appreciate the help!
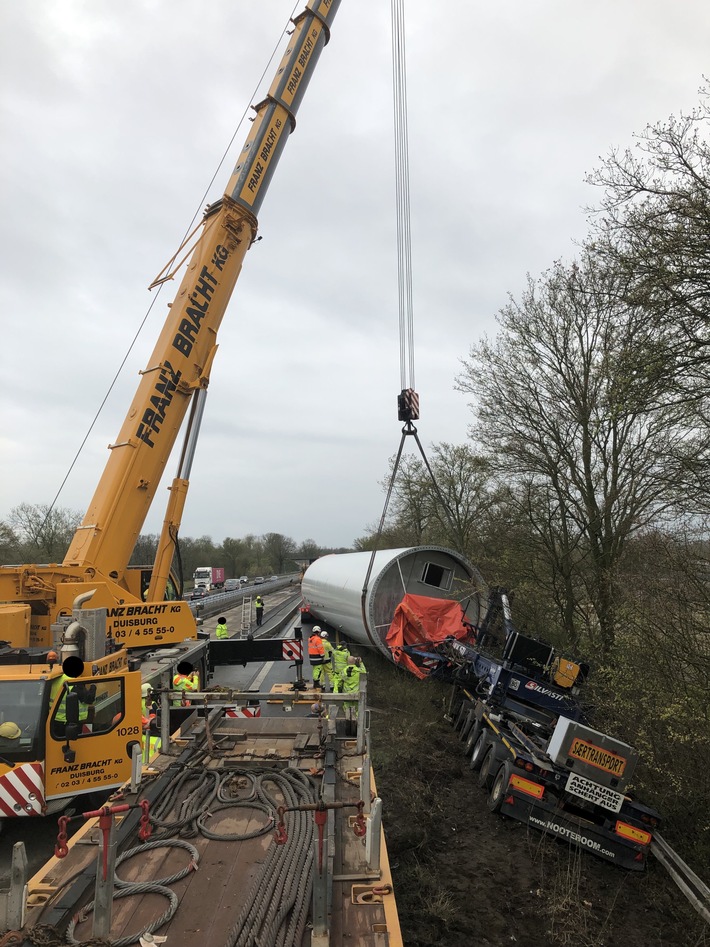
left=187, top=587, right=206, bottom=601
left=239, top=576, right=249, bottom=585
left=270, top=575, right=278, bottom=581
left=253, top=576, right=264, bottom=585
left=223, top=578, right=240, bottom=591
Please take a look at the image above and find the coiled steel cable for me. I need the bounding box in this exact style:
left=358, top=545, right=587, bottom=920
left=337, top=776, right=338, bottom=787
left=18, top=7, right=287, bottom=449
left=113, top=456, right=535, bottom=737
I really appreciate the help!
left=224, top=768, right=318, bottom=947
left=149, top=764, right=275, bottom=842
left=64, top=838, right=199, bottom=947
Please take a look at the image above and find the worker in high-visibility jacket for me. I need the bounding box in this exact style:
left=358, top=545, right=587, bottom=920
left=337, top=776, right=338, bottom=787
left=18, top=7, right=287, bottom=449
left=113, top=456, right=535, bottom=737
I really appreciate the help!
left=141, top=682, right=154, bottom=718
left=51, top=675, right=94, bottom=735
left=308, top=627, right=327, bottom=689
left=172, top=669, right=199, bottom=706
left=332, top=641, right=351, bottom=691
left=334, top=656, right=367, bottom=716
left=215, top=616, right=229, bottom=639
left=142, top=714, right=161, bottom=761
left=318, top=630, right=334, bottom=690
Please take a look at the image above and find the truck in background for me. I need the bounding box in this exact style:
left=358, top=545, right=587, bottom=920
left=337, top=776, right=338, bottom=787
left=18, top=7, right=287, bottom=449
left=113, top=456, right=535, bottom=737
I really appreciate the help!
left=193, top=566, right=225, bottom=591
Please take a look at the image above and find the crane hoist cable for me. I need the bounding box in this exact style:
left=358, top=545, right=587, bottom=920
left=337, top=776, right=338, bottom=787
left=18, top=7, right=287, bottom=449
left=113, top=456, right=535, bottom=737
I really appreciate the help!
left=362, top=0, right=458, bottom=620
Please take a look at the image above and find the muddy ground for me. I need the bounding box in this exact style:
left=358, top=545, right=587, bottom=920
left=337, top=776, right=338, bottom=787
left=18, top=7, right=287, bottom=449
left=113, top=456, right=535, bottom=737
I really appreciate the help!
left=364, top=652, right=707, bottom=947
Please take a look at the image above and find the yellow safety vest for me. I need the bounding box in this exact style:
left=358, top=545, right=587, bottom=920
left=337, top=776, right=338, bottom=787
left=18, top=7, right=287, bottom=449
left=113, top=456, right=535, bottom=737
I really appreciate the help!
left=172, top=673, right=199, bottom=705
left=332, top=647, right=350, bottom=675
left=52, top=676, right=91, bottom=723
left=337, top=664, right=366, bottom=695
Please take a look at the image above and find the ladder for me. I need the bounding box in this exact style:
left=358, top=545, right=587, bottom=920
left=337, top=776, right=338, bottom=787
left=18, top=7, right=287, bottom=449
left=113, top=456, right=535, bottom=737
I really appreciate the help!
left=240, top=597, right=252, bottom=637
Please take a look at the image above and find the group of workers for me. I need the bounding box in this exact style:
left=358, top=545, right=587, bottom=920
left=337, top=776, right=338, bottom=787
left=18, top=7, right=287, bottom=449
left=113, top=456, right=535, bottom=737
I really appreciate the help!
left=308, top=625, right=366, bottom=716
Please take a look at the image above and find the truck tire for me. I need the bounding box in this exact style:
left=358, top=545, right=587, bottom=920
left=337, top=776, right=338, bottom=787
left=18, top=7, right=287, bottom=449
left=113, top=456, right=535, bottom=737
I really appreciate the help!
left=470, top=730, right=490, bottom=771
left=459, top=708, right=476, bottom=742
left=487, top=762, right=512, bottom=813
left=464, top=720, right=482, bottom=757
left=454, top=702, right=470, bottom=731
left=477, top=746, right=498, bottom=789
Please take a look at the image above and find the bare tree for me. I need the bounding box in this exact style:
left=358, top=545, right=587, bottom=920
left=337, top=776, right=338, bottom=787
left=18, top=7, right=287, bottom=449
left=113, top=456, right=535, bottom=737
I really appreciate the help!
left=456, top=255, right=699, bottom=654
left=587, top=92, right=710, bottom=406
left=262, top=532, right=297, bottom=574
left=8, top=503, right=83, bottom=562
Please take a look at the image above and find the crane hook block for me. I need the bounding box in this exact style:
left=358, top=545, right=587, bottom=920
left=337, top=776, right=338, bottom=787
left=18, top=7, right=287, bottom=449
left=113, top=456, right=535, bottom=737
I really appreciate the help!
left=398, top=388, right=420, bottom=422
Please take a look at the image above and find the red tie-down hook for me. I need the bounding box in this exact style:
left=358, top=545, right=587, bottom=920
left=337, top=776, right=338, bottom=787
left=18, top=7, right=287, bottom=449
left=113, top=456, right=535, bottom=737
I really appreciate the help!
left=353, top=800, right=366, bottom=838
left=139, top=798, right=152, bottom=841
left=55, top=815, right=70, bottom=859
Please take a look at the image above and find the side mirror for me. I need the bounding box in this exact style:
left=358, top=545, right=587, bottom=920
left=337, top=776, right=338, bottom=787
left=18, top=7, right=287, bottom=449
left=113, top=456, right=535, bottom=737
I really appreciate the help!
left=65, top=690, right=80, bottom=727
left=62, top=691, right=80, bottom=762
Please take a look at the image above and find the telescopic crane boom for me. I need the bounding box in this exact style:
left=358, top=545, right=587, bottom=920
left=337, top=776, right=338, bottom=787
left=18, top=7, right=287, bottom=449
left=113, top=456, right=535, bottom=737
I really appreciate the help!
left=0, top=0, right=342, bottom=648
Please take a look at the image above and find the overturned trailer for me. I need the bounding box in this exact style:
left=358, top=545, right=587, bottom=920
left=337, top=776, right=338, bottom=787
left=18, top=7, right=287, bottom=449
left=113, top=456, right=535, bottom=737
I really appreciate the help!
left=300, top=546, right=487, bottom=662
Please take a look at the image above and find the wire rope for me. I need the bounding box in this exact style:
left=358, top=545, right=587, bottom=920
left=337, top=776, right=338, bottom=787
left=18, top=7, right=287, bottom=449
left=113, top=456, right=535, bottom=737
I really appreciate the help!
left=64, top=838, right=200, bottom=947
left=391, top=0, right=416, bottom=393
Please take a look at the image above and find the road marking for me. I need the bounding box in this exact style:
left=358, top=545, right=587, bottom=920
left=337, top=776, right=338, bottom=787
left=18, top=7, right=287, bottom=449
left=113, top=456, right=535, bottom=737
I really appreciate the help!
left=249, top=661, right=274, bottom=691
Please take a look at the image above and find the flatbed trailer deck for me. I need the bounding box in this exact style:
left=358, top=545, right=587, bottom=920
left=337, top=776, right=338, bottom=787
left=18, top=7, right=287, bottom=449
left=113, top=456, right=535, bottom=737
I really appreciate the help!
left=17, top=690, right=402, bottom=947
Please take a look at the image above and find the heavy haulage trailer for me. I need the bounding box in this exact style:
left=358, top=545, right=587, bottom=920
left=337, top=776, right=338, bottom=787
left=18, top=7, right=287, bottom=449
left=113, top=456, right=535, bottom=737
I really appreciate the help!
left=403, top=593, right=662, bottom=871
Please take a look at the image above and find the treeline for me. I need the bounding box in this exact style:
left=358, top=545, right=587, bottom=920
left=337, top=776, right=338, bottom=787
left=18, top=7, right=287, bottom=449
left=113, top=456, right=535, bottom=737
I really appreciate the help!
left=356, top=94, right=710, bottom=867
left=0, top=502, right=350, bottom=583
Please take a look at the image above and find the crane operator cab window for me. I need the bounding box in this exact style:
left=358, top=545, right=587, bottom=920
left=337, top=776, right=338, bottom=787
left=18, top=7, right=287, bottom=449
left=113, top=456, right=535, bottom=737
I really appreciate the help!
left=50, top=678, right=125, bottom=740
left=0, top=680, right=46, bottom=763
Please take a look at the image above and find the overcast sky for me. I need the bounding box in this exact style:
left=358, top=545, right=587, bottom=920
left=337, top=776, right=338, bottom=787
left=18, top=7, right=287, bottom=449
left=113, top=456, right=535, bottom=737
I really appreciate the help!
left=2, top=1, right=709, bottom=551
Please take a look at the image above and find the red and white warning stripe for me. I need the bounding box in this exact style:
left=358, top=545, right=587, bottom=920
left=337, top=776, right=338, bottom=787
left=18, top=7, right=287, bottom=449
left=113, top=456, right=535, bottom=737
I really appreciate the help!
left=225, top=706, right=262, bottom=718
left=282, top=640, right=303, bottom=661
left=0, top=762, right=45, bottom=817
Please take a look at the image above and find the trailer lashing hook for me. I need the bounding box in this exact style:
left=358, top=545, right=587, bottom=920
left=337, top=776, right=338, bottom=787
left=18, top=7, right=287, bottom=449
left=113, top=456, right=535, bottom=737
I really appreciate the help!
left=353, top=800, right=366, bottom=838
left=55, top=815, right=70, bottom=859
left=139, top=798, right=152, bottom=841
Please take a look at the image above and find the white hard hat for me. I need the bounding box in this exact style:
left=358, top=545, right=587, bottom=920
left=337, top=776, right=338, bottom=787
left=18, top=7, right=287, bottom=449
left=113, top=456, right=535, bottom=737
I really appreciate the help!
left=141, top=683, right=152, bottom=697
left=320, top=630, right=328, bottom=638
left=312, top=626, right=322, bottom=634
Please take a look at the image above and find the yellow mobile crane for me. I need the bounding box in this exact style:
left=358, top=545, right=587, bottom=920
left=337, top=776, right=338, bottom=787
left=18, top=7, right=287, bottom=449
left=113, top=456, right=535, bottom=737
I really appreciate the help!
left=0, top=0, right=342, bottom=822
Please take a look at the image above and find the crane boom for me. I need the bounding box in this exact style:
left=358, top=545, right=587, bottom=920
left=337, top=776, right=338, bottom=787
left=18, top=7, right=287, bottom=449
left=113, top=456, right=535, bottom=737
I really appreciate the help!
left=0, top=0, right=342, bottom=646
left=65, top=0, right=340, bottom=576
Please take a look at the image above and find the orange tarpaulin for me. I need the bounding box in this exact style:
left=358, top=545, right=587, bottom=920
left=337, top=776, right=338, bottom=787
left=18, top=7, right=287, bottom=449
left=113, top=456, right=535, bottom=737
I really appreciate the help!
left=386, top=593, right=469, bottom=679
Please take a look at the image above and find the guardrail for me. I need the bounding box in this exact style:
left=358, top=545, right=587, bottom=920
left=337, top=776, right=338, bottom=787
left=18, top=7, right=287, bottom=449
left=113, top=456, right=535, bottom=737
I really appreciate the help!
left=651, top=832, right=710, bottom=925
left=188, top=576, right=299, bottom=622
